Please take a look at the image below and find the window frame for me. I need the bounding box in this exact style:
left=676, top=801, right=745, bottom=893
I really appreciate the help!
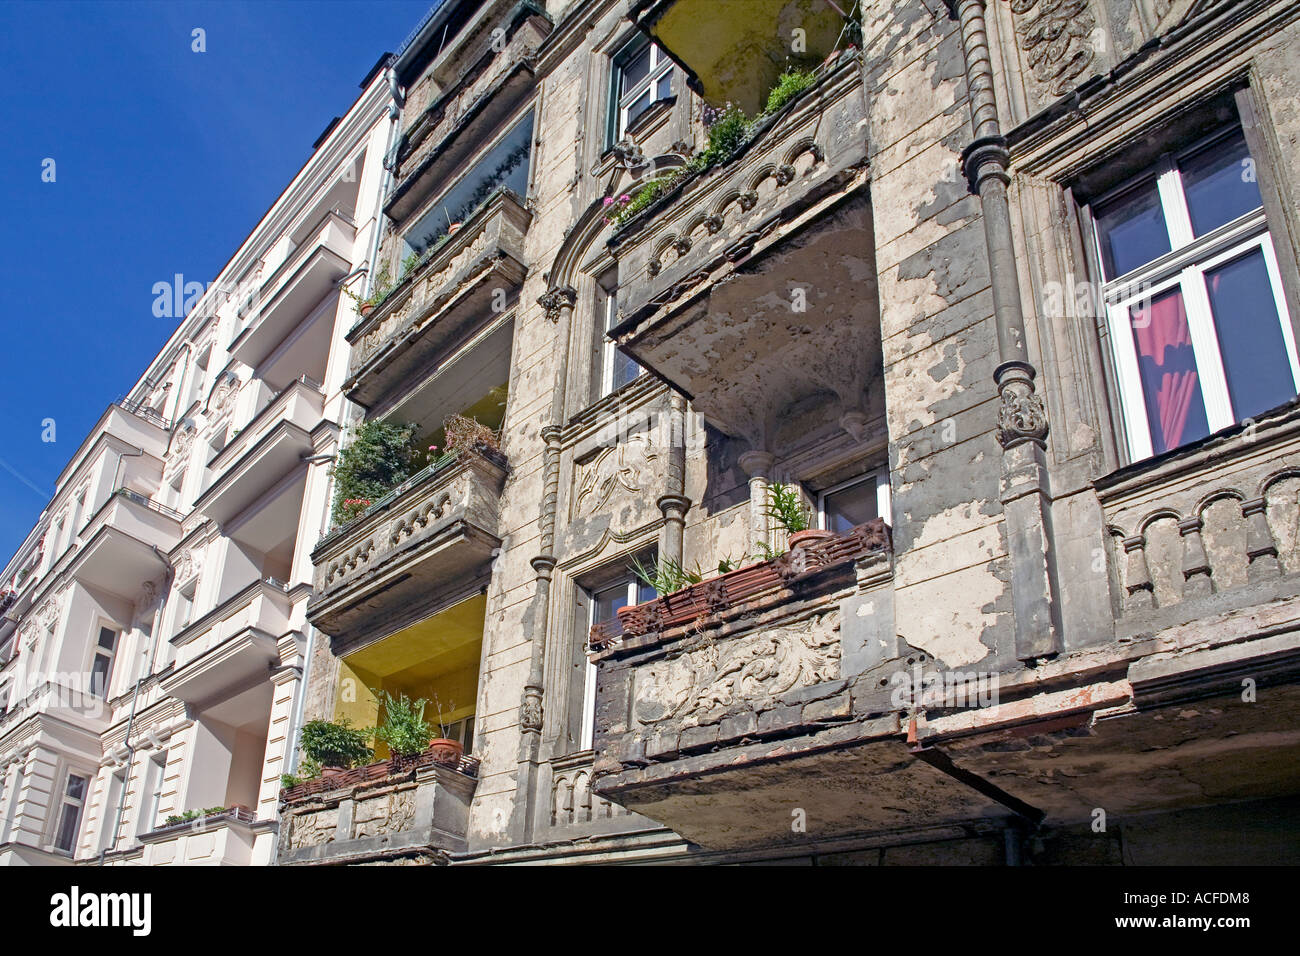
left=50, top=768, right=89, bottom=855
left=599, top=277, right=641, bottom=396
left=89, top=624, right=119, bottom=699
left=137, top=751, right=166, bottom=838
left=1092, top=126, right=1300, bottom=462
left=580, top=574, right=656, bottom=751
left=609, top=36, right=673, bottom=145
left=817, top=467, right=891, bottom=533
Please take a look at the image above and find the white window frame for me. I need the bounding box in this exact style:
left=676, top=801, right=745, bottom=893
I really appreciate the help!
left=99, top=769, right=126, bottom=853
left=1094, top=128, right=1300, bottom=463
left=582, top=577, right=651, bottom=750
left=90, top=624, right=119, bottom=699
left=817, top=467, right=892, bottom=532
left=137, top=751, right=166, bottom=837
left=600, top=282, right=641, bottom=396
left=50, top=768, right=89, bottom=855
left=615, top=39, right=673, bottom=140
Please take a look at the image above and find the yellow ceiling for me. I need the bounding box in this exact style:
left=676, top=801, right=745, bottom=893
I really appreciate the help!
left=344, top=592, right=486, bottom=687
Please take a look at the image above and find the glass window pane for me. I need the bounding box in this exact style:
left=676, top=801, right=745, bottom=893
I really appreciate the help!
left=620, top=45, right=651, bottom=94
left=636, top=581, right=657, bottom=604
left=91, top=655, right=110, bottom=697
left=823, top=479, right=879, bottom=533
left=97, top=627, right=117, bottom=649
left=1205, top=247, right=1295, bottom=419
left=1095, top=180, right=1171, bottom=279
left=1129, top=288, right=1210, bottom=454
left=611, top=352, right=641, bottom=391
left=1180, top=133, right=1263, bottom=237
left=65, top=774, right=87, bottom=800
left=55, top=803, right=82, bottom=852
left=626, top=89, right=652, bottom=126
left=656, top=73, right=672, bottom=101
left=593, top=583, right=631, bottom=624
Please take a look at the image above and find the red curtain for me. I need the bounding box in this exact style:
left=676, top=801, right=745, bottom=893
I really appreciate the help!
left=1132, top=291, right=1199, bottom=452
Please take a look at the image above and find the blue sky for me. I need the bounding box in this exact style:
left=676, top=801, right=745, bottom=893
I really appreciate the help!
left=0, top=0, right=434, bottom=562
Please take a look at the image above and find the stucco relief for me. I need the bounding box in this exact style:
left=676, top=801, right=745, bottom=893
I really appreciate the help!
left=352, top=788, right=417, bottom=839
left=631, top=610, right=842, bottom=729
left=287, top=809, right=336, bottom=848
left=572, top=434, right=660, bottom=518
left=1009, top=0, right=1098, bottom=96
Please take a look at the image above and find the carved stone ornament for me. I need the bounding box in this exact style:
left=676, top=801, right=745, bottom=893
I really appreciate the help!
left=520, top=693, right=543, bottom=732
left=996, top=378, right=1050, bottom=449
left=573, top=436, right=660, bottom=517
left=1009, top=0, right=1097, bottom=96
left=631, top=612, right=841, bottom=727
left=537, top=285, right=577, bottom=323
left=610, top=139, right=647, bottom=172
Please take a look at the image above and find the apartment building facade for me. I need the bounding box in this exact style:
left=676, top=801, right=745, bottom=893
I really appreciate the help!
left=281, top=0, right=1300, bottom=866
left=0, top=64, right=392, bottom=865
left=5, top=0, right=1300, bottom=869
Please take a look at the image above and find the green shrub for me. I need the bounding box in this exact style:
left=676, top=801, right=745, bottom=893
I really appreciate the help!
left=330, top=420, right=419, bottom=526
left=299, top=717, right=373, bottom=768
left=372, top=691, right=435, bottom=757
left=764, top=68, right=817, bottom=115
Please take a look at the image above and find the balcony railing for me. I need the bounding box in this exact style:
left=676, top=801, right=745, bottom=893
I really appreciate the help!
left=278, top=751, right=479, bottom=865
left=308, top=449, right=508, bottom=641
left=344, top=188, right=531, bottom=410
left=587, top=518, right=896, bottom=849
left=117, top=398, right=169, bottom=430
left=1098, top=400, right=1300, bottom=635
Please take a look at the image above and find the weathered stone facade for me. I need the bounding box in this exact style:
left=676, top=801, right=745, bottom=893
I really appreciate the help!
left=292, top=0, right=1300, bottom=865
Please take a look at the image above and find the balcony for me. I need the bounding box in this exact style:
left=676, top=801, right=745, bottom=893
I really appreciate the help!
left=590, top=520, right=1002, bottom=851
left=344, top=189, right=531, bottom=411
left=67, top=489, right=181, bottom=596
left=194, top=377, right=326, bottom=525
left=228, top=208, right=355, bottom=369
left=278, top=751, right=480, bottom=866
left=607, top=55, right=876, bottom=446
left=1098, top=399, right=1300, bottom=636
left=307, top=450, right=508, bottom=644
left=129, top=806, right=272, bottom=867
left=161, top=577, right=291, bottom=703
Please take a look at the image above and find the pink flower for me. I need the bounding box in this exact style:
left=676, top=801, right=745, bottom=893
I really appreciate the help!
left=619, top=194, right=631, bottom=204
left=602, top=196, right=615, bottom=206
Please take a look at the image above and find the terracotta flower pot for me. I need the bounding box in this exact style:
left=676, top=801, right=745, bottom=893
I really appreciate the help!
left=788, top=529, right=834, bottom=549
left=428, top=738, right=464, bottom=766
left=447, top=222, right=462, bottom=235
left=360, top=302, right=375, bottom=317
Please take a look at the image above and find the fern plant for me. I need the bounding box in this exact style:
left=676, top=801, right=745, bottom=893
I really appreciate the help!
left=628, top=554, right=703, bottom=596
left=372, top=691, right=435, bottom=757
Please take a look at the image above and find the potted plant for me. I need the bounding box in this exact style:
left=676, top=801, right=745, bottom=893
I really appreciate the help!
left=766, top=482, right=829, bottom=548
left=372, top=690, right=436, bottom=768
left=298, top=717, right=372, bottom=777
left=427, top=694, right=464, bottom=766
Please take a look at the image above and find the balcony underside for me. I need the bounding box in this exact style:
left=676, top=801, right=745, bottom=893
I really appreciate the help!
left=631, top=0, right=846, bottom=115
left=613, top=189, right=879, bottom=447
left=595, top=639, right=1300, bottom=852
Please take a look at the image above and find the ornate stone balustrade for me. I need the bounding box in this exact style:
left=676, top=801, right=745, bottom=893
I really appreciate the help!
left=307, top=451, right=507, bottom=643
left=1097, top=401, right=1300, bottom=634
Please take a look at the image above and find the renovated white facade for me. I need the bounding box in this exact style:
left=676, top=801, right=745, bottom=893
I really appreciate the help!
left=0, top=65, right=393, bottom=866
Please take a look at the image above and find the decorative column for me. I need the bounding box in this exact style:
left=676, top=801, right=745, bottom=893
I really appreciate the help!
left=657, top=392, right=690, bottom=565
left=515, top=285, right=576, bottom=842
left=1242, top=497, right=1281, bottom=581
left=738, top=450, right=775, bottom=558
left=1178, top=516, right=1213, bottom=598
left=950, top=0, right=1060, bottom=660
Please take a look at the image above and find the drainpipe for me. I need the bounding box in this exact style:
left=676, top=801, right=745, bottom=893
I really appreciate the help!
left=112, top=445, right=144, bottom=494
left=99, top=544, right=171, bottom=865
left=947, top=0, right=1061, bottom=660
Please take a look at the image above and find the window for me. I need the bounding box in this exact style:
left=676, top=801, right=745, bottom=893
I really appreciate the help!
left=138, top=753, right=166, bottom=836
left=174, top=582, right=196, bottom=632
left=609, top=38, right=673, bottom=144
left=403, top=111, right=535, bottom=256
left=1093, top=126, right=1299, bottom=460
left=99, top=770, right=126, bottom=853
left=818, top=469, right=891, bottom=533
left=52, top=771, right=89, bottom=854
left=0, top=766, right=21, bottom=843
left=582, top=576, right=657, bottom=749
left=600, top=275, right=641, bottom=394
left=89, top=626, right=119, bottom=698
